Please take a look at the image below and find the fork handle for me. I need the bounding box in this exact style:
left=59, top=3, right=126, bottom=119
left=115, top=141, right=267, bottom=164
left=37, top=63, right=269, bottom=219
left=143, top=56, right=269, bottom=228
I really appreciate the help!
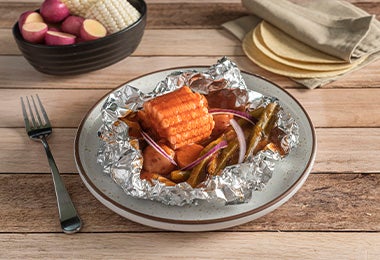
left=41, top=136, right=82, bottom=234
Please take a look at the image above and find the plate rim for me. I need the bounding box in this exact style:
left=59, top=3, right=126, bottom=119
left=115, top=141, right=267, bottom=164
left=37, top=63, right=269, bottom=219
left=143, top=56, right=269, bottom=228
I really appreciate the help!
left=74, top=66, right=317, bottom=225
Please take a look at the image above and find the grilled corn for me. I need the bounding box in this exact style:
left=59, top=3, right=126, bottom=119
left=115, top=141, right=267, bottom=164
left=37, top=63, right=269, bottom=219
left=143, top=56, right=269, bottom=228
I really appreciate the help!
left=139, top=86, right=215, bottom=150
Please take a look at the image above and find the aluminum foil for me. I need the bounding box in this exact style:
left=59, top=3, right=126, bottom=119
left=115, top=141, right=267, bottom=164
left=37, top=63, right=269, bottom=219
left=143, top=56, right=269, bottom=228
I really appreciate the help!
left=97, top=57, right=299, bottom=206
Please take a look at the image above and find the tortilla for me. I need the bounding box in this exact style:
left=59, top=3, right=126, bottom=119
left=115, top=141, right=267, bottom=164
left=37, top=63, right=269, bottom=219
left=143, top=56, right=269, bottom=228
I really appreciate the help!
left=242, top=30, right=359, bottom=78
left=253, top=25, right=361, bottom=71
left=259, top=21, right=345, bottom=64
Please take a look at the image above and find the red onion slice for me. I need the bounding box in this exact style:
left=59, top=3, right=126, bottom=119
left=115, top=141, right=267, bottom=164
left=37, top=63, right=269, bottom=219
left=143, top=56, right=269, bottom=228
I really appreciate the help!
left=181, top=140, right=228, bottom=171
left=140, top=131, right=178, bottom=166
left=209, top=108, right=257, bottom=125
left=230, top=118, right=246, bottom=163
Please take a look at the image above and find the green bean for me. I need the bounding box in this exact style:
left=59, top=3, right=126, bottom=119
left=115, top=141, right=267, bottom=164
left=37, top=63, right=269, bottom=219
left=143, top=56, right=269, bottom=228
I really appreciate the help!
left=249, top=106, right=265, bottom=120
left=187, top=135, right=225, bottom=188
left=210, top=140, right=239, bottom=175
left=245, top=103, right=279, bottom=160
left=187, top=103, right=279, bottom=186
left=170, top=170, right=191, bottom=183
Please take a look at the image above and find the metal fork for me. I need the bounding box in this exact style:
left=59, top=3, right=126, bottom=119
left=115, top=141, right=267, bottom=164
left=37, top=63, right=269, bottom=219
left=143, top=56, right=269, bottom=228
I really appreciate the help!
left=21, top=94, right=82, bottom=234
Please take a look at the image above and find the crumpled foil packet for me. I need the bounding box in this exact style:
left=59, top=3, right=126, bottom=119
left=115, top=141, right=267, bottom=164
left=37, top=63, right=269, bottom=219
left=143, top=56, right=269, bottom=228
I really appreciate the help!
left=97, top=57, right=299, bottom=206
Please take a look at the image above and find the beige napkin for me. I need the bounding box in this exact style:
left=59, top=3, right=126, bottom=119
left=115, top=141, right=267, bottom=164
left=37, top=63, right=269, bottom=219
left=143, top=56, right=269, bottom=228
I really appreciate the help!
left=222, top=0, right=380, bottom=88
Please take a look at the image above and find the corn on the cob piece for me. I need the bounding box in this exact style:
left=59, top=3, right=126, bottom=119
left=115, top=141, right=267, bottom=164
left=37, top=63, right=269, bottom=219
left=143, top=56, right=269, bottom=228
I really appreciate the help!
left=60, top=0, right=97, bottom=17
left=139, top=86, right=215, bottom=150
left=85, top=0, right=141, bottom=34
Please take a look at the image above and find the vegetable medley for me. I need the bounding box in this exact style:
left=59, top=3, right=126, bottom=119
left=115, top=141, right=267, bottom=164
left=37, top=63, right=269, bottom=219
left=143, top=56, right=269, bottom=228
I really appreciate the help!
left=120, top=85, right=287, bottom=188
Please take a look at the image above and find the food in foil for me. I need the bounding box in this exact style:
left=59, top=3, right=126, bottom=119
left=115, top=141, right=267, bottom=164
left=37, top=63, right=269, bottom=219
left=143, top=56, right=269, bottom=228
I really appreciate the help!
left=97, top=57, right=299, bottom=206
left=121, top=85, right=286, bottom=189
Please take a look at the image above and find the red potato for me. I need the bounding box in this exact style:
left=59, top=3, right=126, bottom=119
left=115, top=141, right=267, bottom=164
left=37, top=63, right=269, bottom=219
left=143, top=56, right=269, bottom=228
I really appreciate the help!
left=80, top=19, right=107, bottom=41
left=142, top=143, right=176, bottom=175
left=210, top=114, right=234, bottom=138
left=47, top=22, right=62, bottom=31
left=40, top=0, right=70, bottom=23
left=18, top=11, right=44, bottom=31
left=175, top=143, right=204, bottom=168
left=21, top=22, right=48, bottom=43
left=48, top=27, right=61, bottom=32
left=61, top=16, right=84, bottom=37
left=75, top=38, right=85, bottom=44
left=45, top=31, right=76, bottom=45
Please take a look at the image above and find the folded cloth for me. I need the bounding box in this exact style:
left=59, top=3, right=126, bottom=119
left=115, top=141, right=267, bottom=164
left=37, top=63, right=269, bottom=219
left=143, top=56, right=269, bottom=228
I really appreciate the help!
left=222, top=0, right=380, bottom=88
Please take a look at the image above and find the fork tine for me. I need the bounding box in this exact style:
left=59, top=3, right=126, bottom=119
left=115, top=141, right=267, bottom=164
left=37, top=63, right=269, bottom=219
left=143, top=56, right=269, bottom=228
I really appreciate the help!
left=20, top=97, right=31, bottom=130
left=31, top=95, right=43, bottom=127
left=36, top=94, right=51, bottom=127
left=26, top=96, right=37, bottom=128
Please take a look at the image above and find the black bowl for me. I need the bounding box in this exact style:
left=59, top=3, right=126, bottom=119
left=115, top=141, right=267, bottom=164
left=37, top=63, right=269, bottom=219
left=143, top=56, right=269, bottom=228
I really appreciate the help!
left=12, top=0, right=146, bottom=75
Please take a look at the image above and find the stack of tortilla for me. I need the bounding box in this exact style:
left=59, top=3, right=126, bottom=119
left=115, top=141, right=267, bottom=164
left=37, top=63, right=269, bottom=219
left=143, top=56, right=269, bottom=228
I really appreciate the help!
left=242, top=21, right=366, bottom=79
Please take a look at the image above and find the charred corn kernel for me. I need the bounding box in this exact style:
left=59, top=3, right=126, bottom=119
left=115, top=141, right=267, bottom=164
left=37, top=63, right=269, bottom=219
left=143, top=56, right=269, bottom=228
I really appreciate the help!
left=139, top=86, right=215, bottom=150
left=60, top=0, right=97, bottom=17
left=85, top=0, right=141, bottom=33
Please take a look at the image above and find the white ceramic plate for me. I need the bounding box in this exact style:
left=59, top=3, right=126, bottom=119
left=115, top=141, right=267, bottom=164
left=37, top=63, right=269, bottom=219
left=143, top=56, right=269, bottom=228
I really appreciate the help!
left=75, top=67, right=317, bottom=231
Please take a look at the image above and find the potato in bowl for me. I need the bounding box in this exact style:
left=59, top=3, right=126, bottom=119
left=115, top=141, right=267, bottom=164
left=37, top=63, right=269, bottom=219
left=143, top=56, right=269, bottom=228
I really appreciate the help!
left=12, top=0, right=147, bottom=75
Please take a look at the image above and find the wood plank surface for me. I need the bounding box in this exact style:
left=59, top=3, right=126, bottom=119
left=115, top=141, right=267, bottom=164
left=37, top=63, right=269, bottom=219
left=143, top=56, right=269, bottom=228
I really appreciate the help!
left=1, top=128, right=380, bottom=174
left=1, top=56, right=380, bottom=89
left=0, top=56, right=293, bottom=89
left=1, top=2, right=380, bottom=29
left=2, top=88, right=380, bottom=128
left=0, top=173, right=378, bottom=232
left=1, top=0, right=379, bottom=257
left=1, top=232, right=379, bottom=259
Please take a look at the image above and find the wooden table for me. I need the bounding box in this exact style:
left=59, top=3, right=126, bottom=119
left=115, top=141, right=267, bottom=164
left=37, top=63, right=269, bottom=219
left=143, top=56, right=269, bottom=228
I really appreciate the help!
left=1, top=0, right=379, bottom=259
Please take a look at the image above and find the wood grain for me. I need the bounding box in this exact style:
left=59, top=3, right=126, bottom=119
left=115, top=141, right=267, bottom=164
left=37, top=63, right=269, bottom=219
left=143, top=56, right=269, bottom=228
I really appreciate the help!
left=0, top=55, right=300, bottom=89
left=315, top=128, right=380, bottom=173
left=1, top=232, right=379, bottom=259
left=2, top=88, right=380, bottom=128
left=287, top=88, right=380, bottom=127
left=0, top=128, right=78, bottom=174
left=1, top=56, right=380, bottom=90
left=1, top=1, right=380, bottom=29
left=1, top=0, right=379, bottom=257
left=0, top=173, right=378, bottom=232
left=1, top=128, right=380, bottom=174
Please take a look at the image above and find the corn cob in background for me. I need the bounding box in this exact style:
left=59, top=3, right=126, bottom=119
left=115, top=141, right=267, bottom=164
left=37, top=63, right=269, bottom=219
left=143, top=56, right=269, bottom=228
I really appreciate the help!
left=85, top=0, right=141, bottom=33
left=60, top=0, right=141, bottom=34
left=60, top=0, right=98, bottom=17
